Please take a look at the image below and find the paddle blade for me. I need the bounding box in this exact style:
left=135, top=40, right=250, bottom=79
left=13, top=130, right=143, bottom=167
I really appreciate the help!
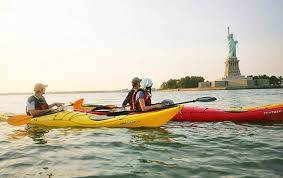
left=104, top=104, right=118, bottom=109
left=72, top=98, right=84, bottom=110
left=7, top=115, right=32, bottom=126
left=195, top=97, right=217, bottom=102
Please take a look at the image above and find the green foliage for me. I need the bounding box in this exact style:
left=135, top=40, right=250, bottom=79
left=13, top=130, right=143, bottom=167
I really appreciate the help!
left=250, top=75, right=283, bottom=86
left=160, top=79, right=178, bottom=89
left=160, top=76, right=205, bottom=89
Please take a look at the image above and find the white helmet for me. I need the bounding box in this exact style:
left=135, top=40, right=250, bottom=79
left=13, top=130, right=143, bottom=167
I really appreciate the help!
left=141, top=78, right=153, bottom=89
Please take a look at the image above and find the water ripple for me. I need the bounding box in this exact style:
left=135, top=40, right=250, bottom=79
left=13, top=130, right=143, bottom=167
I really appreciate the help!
left=1, top=89, right=283, bottom=177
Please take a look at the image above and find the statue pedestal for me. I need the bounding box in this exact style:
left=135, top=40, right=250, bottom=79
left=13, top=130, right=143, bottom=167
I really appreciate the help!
left=223, top=58, right=245, bottom=80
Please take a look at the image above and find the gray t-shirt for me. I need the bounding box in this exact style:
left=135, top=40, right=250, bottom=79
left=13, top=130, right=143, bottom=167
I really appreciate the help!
left=26, top=95, right=48, bottom=111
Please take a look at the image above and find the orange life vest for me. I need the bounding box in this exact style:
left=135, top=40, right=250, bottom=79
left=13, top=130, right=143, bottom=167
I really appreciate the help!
left=131, top=88, right=152, bottom=110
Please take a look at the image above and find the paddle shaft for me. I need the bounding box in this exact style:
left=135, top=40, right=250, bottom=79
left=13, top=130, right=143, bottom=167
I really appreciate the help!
left=89, top=97, right=216, bottom=109
left=162, top=97, right=217, bottom=107
left=107, top=97, right=216, bottom=116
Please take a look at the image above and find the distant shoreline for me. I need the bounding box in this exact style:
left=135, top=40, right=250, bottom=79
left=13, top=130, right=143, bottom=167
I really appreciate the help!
left=159, top=86, right=283, bottom=92
left=0, top=90, right=128, bottom=96
left=1, top=86, right=282, bottom=95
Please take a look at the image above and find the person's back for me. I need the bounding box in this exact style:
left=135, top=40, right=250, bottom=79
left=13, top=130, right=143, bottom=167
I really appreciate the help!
left=131, top=88, right=149, bottom=110
left=140, top=78, right=153, bottom=107
left=132, top=78, right=163, bottom=111
left=143, top=87, right=152, bottom=106
left=121, top=89, right=135, bottom=108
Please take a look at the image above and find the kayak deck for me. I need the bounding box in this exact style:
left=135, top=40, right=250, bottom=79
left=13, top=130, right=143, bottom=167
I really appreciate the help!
left=28, top=105, right=183, bottom=128
left=173, top=102, right=283, bottom=123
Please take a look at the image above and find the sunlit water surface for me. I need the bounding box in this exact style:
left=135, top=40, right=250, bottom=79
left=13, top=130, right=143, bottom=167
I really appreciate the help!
left=0, top=89, right=283, bottom=177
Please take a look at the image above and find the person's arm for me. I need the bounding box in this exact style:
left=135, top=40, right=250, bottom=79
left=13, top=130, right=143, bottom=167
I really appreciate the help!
left=138, top=98, right=163, bottom=112
left=28, top=108, right=53, bottom=117
left=122, top=90, right=134, bottom=107
left=48, top=102, right=64, bottom=108
left=27, top=101, right=63, bottom=117
left=122, top=96, right=130, bottom=107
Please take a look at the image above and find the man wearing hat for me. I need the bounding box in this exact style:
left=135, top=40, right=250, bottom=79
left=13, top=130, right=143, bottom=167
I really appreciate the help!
left=26, top=83, right=64, bottom=116
left=122, top=77, right=163, bottom=111
left=121, top=77, right=142, bottom=108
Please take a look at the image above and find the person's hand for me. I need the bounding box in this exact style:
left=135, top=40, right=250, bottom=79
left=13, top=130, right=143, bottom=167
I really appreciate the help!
left=56, top=105, right=65, bottom=111
left=46, top=108, right=54, bottom=112
left=155, top=104, right=164, bottom=109
left=125, top=106, right=131, bottom=111
left=54, top=102, right=64, bottom=107
left=161, top=99, right=174, bottom=106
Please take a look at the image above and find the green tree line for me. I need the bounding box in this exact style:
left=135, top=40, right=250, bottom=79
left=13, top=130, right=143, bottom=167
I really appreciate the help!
left=248, top=75, right=283, bottom=86
left=160, top=76, right=205, bottom=89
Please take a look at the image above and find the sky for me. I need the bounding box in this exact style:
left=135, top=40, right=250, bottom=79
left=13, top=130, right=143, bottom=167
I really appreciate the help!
left=0, top=0, right=282, bottom=93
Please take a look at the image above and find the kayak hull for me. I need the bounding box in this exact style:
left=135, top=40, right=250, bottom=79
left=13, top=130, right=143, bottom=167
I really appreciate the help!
left=173, top=103, right=283, bottom=122
left=28, top=105, right=183, bottom=128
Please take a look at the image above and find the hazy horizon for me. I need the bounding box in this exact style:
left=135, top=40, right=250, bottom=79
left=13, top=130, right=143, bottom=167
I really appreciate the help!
left=1, top=0, right=282, bottom=93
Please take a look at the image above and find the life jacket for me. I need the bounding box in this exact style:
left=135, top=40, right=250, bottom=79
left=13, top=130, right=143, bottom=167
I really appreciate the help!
left=26, top=95, right=49, bottom=115
left=131, top=88, right=152, bottom=110
left=144, top=87, right=152, bottom=106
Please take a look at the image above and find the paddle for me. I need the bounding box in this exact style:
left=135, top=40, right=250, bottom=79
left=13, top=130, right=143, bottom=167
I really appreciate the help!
left=71, top=99, right=118, bottom=112
left=87, top=97, right=217, bottom=111
left=7, top=114, right=33, bottom=126
left=7, top=98, right=84, bottom=126
left=79, top=104, right=118, bottom=111
left=72, top=98, right=84, bottom=109
left=77, top=104, right=119, bottom=111
left=107, top=96, right=217, bottom=116
left=70, top=99, right=118, bottom=111
left=164, top=96, right=217, bottom=106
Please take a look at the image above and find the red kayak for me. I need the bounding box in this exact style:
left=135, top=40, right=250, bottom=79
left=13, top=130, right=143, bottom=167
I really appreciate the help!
left=73, top=100, right=283, bottom=123
left=172, top=102, right=283, bottom=123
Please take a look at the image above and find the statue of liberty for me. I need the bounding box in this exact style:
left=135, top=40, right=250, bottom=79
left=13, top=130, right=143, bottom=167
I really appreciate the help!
left=227, top=26, right=238, bottom=58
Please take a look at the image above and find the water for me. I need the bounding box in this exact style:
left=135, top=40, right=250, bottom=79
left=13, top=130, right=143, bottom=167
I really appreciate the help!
left=0, top=89, right=283, bottom=177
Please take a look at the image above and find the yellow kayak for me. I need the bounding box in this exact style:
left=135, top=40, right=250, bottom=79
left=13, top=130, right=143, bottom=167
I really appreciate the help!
left=27, top=105, right=183, bottom=128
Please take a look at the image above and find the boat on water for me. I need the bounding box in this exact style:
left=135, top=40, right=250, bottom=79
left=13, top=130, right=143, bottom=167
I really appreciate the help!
left=172, top=102, right=283, bottom=123
left=75, top=102, right=283, bottom=123
left=4, top=101, right=282, bottom=126
left=3, top=105, right=183, bottom=128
